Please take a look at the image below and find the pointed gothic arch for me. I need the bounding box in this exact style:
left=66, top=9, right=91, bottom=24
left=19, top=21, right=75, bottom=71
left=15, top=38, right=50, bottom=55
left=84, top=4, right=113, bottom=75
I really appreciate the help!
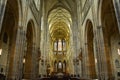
left=23, top=20, right=36, bottom=79
left=85, top=19, right=97, bottom=79
left=0, top=0, right=21, bottom=79
left=100, top=0, right=120, bottom=79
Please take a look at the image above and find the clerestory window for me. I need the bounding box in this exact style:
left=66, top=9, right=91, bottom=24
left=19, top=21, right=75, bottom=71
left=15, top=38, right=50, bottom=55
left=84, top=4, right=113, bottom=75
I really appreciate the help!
left=53, top=39, right=66, bottom=54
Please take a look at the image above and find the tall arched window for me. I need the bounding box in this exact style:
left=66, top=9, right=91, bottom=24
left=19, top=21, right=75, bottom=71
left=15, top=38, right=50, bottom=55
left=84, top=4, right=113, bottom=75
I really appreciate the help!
left=62, top=40, right=66, bottom=51
left=53, top=39, right=67, bottom=54
left=58, top=39, right=62, bottom=51
left=54, top=41, right=57, bottom=51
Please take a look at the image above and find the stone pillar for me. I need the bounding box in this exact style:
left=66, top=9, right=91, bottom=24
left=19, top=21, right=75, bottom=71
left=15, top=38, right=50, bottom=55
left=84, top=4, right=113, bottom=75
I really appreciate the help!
left=96, top=26, right=108, bottom=80
left=11, top=28, right=28, bottom=80
left=43, top=17, right=47, bottom=76
left=32, top=43, right=36, bottom=79
left=94, top=30, right=102, bottom=79
left=18, top=30, right=26, bottom=80
left=72, top=16, right=79, bottom=75
left=40, top=1, right=48, bottom=76
left=12, top=28, right=20, bottom=80
left=113, top=0, right=120, bottom=33
left=36, top=47, right=39, bottom=78
left=0, top=0, right=7, bottom=32
left=15, top=28, right=27, bottom=80
left=0, top=40, right=9, bottom=78
left=32, top=43, right=39, bottom=79
left=79, top=60, right=82, bottom=77
left=72, top=20, right=78, bottom=56
left=83, top=42, right=89, bottom=78
left=39, top=59, right=42, bottom=77
left=93, top=37, right=98, bottom=78
left=9, top=27, right=22, bottom=80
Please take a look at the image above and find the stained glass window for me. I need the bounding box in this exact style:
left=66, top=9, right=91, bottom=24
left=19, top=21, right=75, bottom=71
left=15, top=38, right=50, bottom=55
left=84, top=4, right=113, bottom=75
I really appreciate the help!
left=53, top=39, right=66, bottom=54
left=62, top=40, right=66, bottom=51
left=58, top=39, right=62, bottom=51
left=54, top=41, right=57, bottom=51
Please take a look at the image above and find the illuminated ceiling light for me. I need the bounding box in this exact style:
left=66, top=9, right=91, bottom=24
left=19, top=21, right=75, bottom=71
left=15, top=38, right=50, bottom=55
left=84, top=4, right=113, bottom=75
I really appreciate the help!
left=0, top=49, right=2, bottom=56
left=118, top=48, right=120, bottom=55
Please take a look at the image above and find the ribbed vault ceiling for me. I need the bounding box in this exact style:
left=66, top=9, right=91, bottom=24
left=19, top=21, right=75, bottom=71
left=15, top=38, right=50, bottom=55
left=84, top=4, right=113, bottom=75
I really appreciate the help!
left=47, top=0, right=75, bottom=40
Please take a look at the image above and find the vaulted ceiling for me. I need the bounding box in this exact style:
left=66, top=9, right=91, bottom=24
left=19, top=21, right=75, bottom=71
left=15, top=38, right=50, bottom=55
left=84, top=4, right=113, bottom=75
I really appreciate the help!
left=48, top=7, right=71, bottom=40
left=46, top=0, right=77, bottom=41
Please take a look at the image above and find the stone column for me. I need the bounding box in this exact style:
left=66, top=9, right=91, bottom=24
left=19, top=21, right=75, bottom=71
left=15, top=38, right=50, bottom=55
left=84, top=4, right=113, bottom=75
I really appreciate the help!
left=32, top=43, right=36, bottom=79
left=72, top=16, right=79, bottom=75
left=93, top=37, right=98, bottom=77
left=16, top=28, right=23, bottom=80
left=72, top=18, right=79, bottom=57
left=96, top=26, right=108, bottom=80
left=18, top=30, right=26, bottom=80
left=35, top=47, right=39, bottom=78
left=41, top=1, right=47, bottom=76
left=10, top=27, right=22, bottom=79
left=83, top=42, right=89, bottom=78
left=94, top=30, right=102, bottom=79
left=15, top=28, right=27, bottom=80
left=0, top=0, right=7, bottom=32
left=12, top=28, right=28, bottom=80
left=43, top=17, right=48, bottom=76
left=113, top=0, right=120, bottom=33
left=79, top=60, right=82, bottom=77
left=2, top=39, right=9, bottom=79
left=33, top=43, right=39, bottom=79
left=12, top=28, right=20, bottom=79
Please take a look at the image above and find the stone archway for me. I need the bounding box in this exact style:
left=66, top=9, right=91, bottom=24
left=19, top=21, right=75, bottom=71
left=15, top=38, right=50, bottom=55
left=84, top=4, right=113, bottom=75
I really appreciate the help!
left=23, top=21, right=34, bottom=79
left=101, top=0, right=120, bottom=79
left=0, top=0, right=19, bottom=79
left=85, top=20, right=97, bottom=79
